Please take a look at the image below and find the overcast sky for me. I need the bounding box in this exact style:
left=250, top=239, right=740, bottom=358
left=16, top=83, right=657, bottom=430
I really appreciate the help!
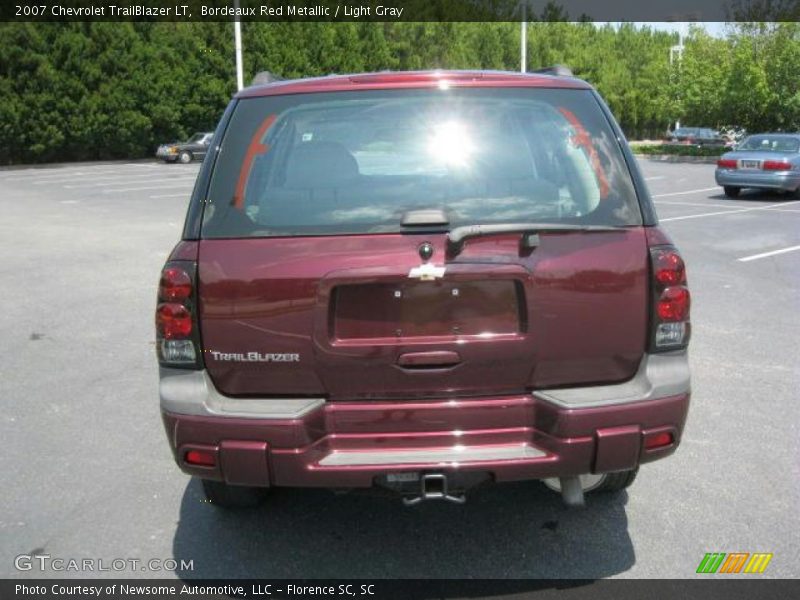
left=641, top=22, right=728, bottom=36
left=599, top=22, right=730, bottom=38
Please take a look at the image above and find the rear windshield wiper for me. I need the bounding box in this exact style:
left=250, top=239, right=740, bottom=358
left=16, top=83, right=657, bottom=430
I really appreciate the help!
left=447, top=223, right=624, bottom=257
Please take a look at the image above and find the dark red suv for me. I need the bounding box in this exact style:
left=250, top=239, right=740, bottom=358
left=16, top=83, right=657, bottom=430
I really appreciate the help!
left=157, top=71, right=691, bottom=509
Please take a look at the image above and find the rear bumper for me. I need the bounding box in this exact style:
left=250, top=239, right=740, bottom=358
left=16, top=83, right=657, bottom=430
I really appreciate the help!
left=160, top=353, right=690, bottom=488
left=715, top=168, right=800, bottom=191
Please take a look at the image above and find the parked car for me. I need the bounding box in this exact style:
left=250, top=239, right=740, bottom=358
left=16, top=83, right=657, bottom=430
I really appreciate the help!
left=715, top=133, right=800, bottom=198
left=666, top=127, right=726, bottom=147
left=156, top=132, right=214, bottom=163
left=156, top=70, right=692, bottom=509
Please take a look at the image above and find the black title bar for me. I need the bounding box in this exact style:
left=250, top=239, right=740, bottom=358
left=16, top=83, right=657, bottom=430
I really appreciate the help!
left=3, top=0, right=800, bottom=22
left=4, top=579, right=800, bottom=600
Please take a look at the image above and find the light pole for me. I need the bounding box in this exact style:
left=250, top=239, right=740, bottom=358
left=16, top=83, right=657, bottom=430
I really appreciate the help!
left=669, top=29, right=685, bottom=66
left=518, top=1, right=530, bottom=73
left=521, top=19, right=527, bottom=73
left=233, top=0, right=244, bottom=91
left=668, top=21, right=688, bottom=131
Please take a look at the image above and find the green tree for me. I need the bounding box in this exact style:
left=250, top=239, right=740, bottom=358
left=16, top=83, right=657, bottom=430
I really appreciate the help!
left=3, top=21, right=799, bottom=164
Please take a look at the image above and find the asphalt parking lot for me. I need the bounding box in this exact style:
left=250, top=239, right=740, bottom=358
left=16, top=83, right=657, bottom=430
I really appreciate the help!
left=0, top=158, right=798, bottom=580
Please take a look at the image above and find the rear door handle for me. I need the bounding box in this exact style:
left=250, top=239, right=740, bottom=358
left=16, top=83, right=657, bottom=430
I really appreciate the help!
left=397, top=351, right=461, bottom=368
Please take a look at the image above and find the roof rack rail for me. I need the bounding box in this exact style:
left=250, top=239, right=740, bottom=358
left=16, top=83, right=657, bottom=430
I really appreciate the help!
left=532, top=65, right=573, bottom=77
left=250, top=71, right=285, bottom=86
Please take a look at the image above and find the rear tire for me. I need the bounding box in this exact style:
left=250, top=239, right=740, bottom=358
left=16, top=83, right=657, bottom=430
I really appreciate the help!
left=592, top=468, right=638, bottom=493
left=201, top=479, right=269, bottom=509
left=723, top=186, right=741, bottom=198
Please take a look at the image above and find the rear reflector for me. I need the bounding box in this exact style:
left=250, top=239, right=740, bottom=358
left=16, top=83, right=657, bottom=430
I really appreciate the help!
left=185, top=449, right=216, bottom=467
left=156, top=303, right=192, bottom=339
left=762, top=160, right=792, bottom=171
left=644, top=431, right=674, bottom=450
left=717, top=158, right=737, bottom=169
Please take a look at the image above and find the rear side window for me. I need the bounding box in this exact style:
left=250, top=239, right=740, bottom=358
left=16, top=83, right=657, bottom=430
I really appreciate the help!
left=739, top=135, right=800, bottom=153
left=202, top=88, right=641, bottom=238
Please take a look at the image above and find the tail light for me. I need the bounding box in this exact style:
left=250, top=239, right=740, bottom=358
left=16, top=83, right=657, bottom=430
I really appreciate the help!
left=649, top=246, right=691, bottom=351
left=159, top=267, right=192, bottom=300
left=762, top=160, right=792, bottom=171
left=717, top=159, right=737, bottom=169
left=156, top=303, right=192, bottom=338
left=156, top=261, right=202, bottom=368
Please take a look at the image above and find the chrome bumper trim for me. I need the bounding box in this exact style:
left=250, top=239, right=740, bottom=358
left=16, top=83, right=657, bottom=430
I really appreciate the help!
left=319, top=444, right=546, bottom=467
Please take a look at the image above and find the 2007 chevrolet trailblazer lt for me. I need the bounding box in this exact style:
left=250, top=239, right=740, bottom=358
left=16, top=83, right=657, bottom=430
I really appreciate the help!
left=156, top=69, right=691, bottom=509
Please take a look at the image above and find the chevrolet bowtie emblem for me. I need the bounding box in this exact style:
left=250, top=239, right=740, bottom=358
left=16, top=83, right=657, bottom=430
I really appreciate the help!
left=408, top=263, right=446, bottom=281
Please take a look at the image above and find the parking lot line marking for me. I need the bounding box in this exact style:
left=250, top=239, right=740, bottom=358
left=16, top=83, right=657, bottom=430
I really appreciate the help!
left=738, top=245, right=800, bottom=262
left=655, top=200, right=800, bottom=212
left=150, top=193, right=190, bottom=198
left=644, top=176, right=665, bottom=181
left=0, top=172, right=65, bottom=180
left=660, top=200, right=800, bottom=222
left=6, top=165, right=151, bottom=178
left=655, top=200, right=739, bottom=209
left=3, top=163, right=183, bottom=179
left=64, top=176, right=197, bottom=188
left=652, top=187, right=720, bottom=198
left=103, top=183, right=194, bottom=193
left=21, top=171, right=133, bottom=183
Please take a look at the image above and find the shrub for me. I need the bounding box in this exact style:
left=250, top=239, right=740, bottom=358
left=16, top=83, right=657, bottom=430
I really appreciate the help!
left=633, top=144, right=725, bottom=157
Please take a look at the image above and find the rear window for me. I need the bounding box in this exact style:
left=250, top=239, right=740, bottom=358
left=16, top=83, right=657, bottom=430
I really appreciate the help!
left=739, top=135, right=800, bottom=153
left=202, top=88, right=641, bottom=238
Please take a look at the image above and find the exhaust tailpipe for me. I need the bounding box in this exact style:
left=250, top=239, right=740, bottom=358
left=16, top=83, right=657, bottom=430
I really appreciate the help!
left=558, top=476, right=586, bottom=508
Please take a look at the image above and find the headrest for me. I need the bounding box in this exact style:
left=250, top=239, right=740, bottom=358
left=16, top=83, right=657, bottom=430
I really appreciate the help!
left=472, top=134, right=533, bottom=179
left=284, top=141, right=359, bottom=188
